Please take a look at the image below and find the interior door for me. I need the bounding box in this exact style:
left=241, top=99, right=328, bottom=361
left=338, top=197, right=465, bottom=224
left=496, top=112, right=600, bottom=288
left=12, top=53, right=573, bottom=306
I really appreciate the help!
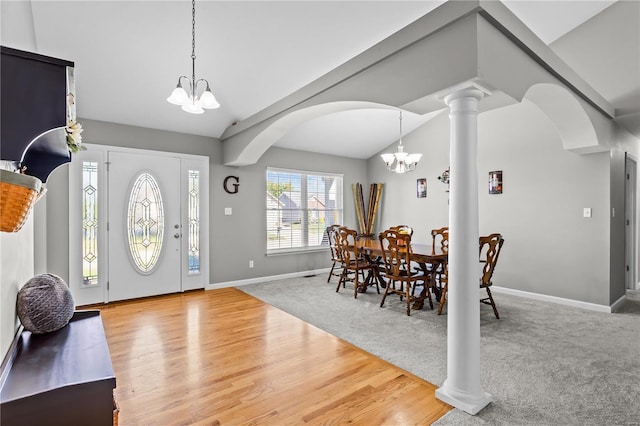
left=107, top=151, right=182, bottom=301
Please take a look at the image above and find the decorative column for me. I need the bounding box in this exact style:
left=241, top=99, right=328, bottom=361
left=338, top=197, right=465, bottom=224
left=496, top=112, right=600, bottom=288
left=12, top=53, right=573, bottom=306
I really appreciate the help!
left=435, top=84, right=491, bottom=415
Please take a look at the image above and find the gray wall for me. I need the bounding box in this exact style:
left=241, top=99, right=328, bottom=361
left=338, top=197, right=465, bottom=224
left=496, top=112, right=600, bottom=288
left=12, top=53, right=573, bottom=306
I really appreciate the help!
left=368, top=100, right=613, bottom=306
left=44, top=119, right=367, bottom=289
left=0, top=0, right=38, bottom=366
left=546, top=0, right=640, bottom=304
left=368, top=110, right=451, bottom=241
left=549, top=0, right=640, bottom=119
left=0, top=219, right=34, bottom=360
left=609, top=126, right=640, bottom=303
left=211, top=146, right=367, bottom=283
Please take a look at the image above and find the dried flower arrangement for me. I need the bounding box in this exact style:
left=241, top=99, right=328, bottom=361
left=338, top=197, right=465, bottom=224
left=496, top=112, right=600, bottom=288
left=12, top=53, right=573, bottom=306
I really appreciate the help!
left=66, top=119, right=85, bottom=153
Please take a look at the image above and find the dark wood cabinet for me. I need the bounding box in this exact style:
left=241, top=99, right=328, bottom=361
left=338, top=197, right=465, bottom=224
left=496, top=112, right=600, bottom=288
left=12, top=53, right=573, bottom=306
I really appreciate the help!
left=1, top=46, right=73, bottom=183
left=0, top=311, right=116, bottom=425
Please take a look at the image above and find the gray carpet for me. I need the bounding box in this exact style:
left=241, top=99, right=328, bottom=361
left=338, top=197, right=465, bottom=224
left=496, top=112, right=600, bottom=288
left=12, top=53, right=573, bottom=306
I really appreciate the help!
left=240, top=275, right=640, bottom=426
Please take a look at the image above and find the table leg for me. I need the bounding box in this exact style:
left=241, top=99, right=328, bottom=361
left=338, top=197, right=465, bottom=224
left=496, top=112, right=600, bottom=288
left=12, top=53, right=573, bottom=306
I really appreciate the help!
left=358, top=269, right=373, bottom=293
left=412, top=262, right=437, bottom=310
left=364, top=255, right=386, bottom=289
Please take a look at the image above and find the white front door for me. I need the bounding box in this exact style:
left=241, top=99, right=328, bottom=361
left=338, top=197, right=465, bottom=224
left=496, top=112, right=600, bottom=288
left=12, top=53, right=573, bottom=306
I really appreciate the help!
left=107, top=151, right=182, bottom=301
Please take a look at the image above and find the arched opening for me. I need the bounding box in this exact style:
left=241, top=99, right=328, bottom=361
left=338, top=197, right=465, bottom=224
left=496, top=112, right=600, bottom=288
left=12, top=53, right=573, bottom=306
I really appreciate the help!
left=227, top=101, right=396, bottom=166
left=524, top=83, right=611, bottom=154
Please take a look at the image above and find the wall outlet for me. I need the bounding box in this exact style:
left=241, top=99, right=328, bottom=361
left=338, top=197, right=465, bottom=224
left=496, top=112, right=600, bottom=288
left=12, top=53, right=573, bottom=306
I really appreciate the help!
left=249, top=260, right=254, bottom=268
left=583, top=207, right=592, bottom=218
left=224, top=207, right=232, bottom=215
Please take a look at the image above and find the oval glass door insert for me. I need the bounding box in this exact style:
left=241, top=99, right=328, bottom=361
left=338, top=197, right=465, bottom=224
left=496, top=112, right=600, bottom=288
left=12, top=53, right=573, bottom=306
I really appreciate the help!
left=127, top=172, right=164, bottom=274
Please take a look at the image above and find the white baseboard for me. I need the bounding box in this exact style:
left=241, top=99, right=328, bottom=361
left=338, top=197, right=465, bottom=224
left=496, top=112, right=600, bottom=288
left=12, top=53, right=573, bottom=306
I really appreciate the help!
left=610, top=293, right=627, bottom=313
left=207, top=273, right=625, bottom=314
left=491, top=286, right=620, bottom=313
left=207, top=268, right=331, bottom=290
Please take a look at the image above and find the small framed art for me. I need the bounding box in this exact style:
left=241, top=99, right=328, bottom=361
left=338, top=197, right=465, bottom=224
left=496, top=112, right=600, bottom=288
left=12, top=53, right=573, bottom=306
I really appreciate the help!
left=489, top=171, right=503, bottom=194
left=417, top=178, right=427, bottom=198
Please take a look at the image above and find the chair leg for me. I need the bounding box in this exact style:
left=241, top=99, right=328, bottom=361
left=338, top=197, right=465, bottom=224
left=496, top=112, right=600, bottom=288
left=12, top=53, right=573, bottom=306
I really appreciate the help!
left=327, top=261, right=336, bottom=283
left=405, top=284, right=411, bottom=316
left=431, top=275, right=442, bottom=302
left=484, top=287, right=500, bottom=319
left=437, top=283, right=447, bottom=315
left=336, top=268, right=346, bottom=293
left=380, top=282, right=391, bottom=308
left=353, top=269, right=359, bottom=299
left=424, top=282, right=434, bottom=310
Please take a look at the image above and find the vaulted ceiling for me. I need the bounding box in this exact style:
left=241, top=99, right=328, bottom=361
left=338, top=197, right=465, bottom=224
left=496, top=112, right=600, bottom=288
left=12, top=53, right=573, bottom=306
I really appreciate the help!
left=1, top=1, right=637, bottom=159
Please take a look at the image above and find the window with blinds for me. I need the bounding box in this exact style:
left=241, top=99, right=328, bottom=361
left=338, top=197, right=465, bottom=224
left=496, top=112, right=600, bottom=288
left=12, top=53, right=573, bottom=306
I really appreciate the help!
left=266, top=168, right=343, bottom=253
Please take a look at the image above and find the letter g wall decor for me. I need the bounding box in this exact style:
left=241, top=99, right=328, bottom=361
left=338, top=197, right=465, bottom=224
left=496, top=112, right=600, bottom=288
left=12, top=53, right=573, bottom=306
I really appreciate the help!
left=223, top=175, right=239, bottom=194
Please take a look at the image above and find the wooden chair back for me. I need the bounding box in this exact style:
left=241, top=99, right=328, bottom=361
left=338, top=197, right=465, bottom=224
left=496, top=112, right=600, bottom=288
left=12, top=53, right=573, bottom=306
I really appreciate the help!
left=479, top=233, right=504, bottom=286
left=436, top=232, right=504, bottom=318
left=337, top=226, right=360, bottom=263
left=378, top=229, right=413, bottom=279
left=431, top=227, right=449, bottom=253
left=326, top=224, right=342, bottom=261
left=325, top=224, right=343, bottom=283
left=336, top=226, right=380, bottom=298
left=378, top=228, right=430, bottom=315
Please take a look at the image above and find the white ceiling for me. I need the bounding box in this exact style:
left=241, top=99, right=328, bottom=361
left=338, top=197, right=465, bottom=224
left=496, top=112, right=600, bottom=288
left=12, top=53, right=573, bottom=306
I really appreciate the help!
left=1, top=0, right=629, bottom=160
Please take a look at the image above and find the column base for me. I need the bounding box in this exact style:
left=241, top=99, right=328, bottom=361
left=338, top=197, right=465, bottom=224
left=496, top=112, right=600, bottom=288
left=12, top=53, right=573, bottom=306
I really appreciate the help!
left=436, top=385, right=492, bottom=415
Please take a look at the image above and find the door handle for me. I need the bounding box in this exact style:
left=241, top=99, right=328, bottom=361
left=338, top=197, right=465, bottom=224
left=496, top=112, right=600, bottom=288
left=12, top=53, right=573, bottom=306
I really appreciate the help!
left=174, top=233, right=180, bottom=239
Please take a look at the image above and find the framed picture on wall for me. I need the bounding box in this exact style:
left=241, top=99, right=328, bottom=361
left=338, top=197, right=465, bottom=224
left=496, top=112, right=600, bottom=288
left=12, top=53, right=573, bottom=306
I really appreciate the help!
left=489, top=171, right=503, bottom=194
left=417, top=178, right=427, bottom=198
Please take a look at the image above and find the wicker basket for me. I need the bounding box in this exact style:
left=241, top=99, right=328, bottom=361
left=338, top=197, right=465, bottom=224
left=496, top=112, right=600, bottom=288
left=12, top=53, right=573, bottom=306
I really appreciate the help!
left=0, top=169, right=43, bottom=233
left=113, top=390, right=120, bottom=426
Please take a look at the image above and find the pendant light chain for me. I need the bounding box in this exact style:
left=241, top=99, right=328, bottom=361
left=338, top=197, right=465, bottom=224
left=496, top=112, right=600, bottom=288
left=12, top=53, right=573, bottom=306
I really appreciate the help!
left=379, top=109, right=422, bottom=173
left=166, top=0, right=220, bottom=113
left=191, top=0, right=196, bottom=97
left=399, top=111, right=403, bottom=146
left=191, top=0, right=196, bottom=61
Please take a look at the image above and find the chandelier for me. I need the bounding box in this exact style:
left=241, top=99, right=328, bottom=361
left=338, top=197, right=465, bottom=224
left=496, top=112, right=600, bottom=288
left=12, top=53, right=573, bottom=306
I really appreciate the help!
left=380, top=111, right=422, bottom=173
left=167, top=0, right=220, bottom=114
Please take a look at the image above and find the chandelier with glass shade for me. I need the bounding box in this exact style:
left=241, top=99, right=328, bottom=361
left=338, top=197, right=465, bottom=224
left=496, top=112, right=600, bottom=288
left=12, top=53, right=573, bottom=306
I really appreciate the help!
left=380, top=110, right=422, bottom=173
left=167, top=0, right=220, bottom=114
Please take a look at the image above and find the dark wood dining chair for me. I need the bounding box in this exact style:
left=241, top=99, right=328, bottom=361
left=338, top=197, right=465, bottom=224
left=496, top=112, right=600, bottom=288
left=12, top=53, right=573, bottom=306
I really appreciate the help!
left=389, top=225, right=414, bottom=270
left=479, top=233, right=504, bottom=319
left=336, top=227, right=379, bottom=298
left=431, top=226, right=449, bottom=253
left=437, top=233, right=504, bottom=318
left=378, top=229, right=431, bottom=315
left=325, top=225, right=343, bottom=283
left=423, top=226, right=448, bottom=300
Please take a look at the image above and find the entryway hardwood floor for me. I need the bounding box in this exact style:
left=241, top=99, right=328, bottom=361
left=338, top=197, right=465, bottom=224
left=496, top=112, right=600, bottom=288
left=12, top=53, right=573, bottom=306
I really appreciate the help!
left=97, top=287, right=451, bottom=425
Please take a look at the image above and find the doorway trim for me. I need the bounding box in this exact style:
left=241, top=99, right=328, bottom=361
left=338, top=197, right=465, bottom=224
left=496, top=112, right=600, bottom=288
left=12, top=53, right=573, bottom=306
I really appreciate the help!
left=69, top=144, right=209, bottom=305
left=625, top=153, right=638, bottom=291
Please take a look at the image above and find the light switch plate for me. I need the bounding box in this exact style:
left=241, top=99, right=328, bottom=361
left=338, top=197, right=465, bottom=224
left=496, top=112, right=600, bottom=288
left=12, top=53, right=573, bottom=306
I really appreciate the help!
left=583, top=207, right=592, bottom=218
left=224, top=207, right=232, bottom=215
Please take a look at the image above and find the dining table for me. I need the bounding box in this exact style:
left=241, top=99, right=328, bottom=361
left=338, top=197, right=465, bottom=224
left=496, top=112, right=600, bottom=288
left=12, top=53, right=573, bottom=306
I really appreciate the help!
left=356, top=237, right=448, bottom=310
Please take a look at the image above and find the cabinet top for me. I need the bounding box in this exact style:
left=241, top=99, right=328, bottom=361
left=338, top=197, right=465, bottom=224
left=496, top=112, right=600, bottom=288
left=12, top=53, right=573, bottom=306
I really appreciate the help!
left=1, top=46, right=74, bottom=67
left=0, top=311, right=116, bottom=403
